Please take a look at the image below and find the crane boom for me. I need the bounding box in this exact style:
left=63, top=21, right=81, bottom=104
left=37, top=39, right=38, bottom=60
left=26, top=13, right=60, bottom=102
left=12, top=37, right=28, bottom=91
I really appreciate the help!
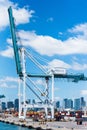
left=8, top=7, right=87, bottom=83
left=8, top=6, right=22, bottom=75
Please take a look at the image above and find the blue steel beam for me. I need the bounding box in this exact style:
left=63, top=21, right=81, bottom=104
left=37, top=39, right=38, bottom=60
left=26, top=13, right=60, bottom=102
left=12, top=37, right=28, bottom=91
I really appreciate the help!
left=8, top=6, right=22, bottom=75
left=27, top=73, right=87, bottom=82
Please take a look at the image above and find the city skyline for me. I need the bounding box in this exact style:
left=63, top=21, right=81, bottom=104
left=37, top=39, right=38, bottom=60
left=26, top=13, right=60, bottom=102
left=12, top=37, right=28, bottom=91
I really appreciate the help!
left=1, top=96, right=86, bottom=111
left=1, top=0, right=87, bottom=101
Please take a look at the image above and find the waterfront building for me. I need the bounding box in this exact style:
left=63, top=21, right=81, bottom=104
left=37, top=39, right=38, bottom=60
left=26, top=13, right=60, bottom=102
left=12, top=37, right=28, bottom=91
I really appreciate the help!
left=74, top=98, right=81, bottom=110
left=7, top=101, right=14, bottom=109
left=80, top=97, right=86, bottom=109
left=14, top=99, right=19, bottom=111
left=63, top=98, right=73, bottom=109
left=74, top=97, right=86, bottom=110
left=56, top=101, right=60, bottom=108
left=32, top=99, right=36, bottom=104
left=63, top=98, right=68, bottom=109
left=1, top=102, right=6, bottom=111
left=68, top=99, right=73, bottom=109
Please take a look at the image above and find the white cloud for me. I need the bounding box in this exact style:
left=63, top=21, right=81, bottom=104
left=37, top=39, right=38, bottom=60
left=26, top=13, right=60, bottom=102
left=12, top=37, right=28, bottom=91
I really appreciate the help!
left=47, top=59, right=71, bottom=69
left=0, top=83, right=8, bottom=88
left=54, top=96, right=61, bottom=101
left=13, top=7, right=34, bottom=25
left=4, top=22, right=87, bottom=70
left=0, top=76, right=18, bottom=88
left=46, top=59, right=87, bottom=71
left=0, top=0, right=34, bottom=30
left=6, top=38, right=12, bottom=45
left=0, top=76, right=18, bottom=83
left=0, top=46, right=14, bottom=58
left=36, top=79, right=45, bottom=86
left=0, top=83, right=16, bottom=88
left=72, top=61, right=87, bottom=70
left=5, top=21, right=87, bottom=57
left=17, top=28, right=87, bottom=56
left=4, top=76, right=18, bottom=82
left=4, top=30, right=87, bottom=70
left=68, top=23, right=87, bottom=34
left=18, top=30, right=64, bottom=56
left=81, top=90, right=87, bottom=95
left=0, top=0, right=13, bottom=30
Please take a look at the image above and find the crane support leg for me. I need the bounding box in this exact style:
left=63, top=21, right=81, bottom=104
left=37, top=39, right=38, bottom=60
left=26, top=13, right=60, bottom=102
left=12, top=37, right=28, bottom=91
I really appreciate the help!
left=51, top=74, right=54, bottom=119
left=23, top=74, right=26, bottom=119
left=18, top=77, right=22, bottom=118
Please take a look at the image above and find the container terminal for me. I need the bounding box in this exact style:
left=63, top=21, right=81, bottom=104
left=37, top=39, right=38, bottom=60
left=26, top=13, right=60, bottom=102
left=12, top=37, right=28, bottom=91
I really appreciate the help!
left=0, top=6, right=85, bottom=130
left=0, top=110, right=87, bottom=130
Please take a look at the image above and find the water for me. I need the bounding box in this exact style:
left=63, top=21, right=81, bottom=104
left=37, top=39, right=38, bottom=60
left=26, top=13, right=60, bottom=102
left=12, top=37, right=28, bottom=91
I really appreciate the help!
left=0, top=122, right=35, bottom=130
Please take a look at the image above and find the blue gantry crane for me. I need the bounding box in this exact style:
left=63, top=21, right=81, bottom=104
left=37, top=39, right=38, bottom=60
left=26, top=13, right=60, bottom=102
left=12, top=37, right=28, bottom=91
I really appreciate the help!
left=8, top=7, right=22, bottom=76
left=8, top=6, right=87, bottom=119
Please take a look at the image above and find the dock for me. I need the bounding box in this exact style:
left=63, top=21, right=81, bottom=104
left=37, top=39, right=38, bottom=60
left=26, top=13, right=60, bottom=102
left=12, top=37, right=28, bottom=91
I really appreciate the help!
left=0, top=116, right=87, bottom=130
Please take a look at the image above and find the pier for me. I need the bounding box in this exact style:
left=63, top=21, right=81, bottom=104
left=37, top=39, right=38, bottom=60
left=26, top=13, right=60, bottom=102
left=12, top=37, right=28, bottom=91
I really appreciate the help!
left=0, top=115, right=87, bottom=130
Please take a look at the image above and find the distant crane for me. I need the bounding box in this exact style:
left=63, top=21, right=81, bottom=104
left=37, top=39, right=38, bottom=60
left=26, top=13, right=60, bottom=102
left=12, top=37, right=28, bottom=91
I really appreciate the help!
left=8, top=6, right=87, bottom=119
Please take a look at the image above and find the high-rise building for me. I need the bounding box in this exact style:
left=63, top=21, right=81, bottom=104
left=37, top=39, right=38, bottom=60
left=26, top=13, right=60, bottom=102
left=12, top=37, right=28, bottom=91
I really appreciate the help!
left=68, top=99, right=73, bottom=109
left=80, top=97, right=86, bottom=109
left=63, top=98, right=68, bottom=109
left=1, top=102, right=6, bottom=111
left=7, top=101, right=14, bottom=109
left=14, top=99, right=19, bottom=111
left=56, top=101, right=60, bottom=108
left=74, top=98, right=81, bottom=110
left=63, top=98, right=73, bottom=109
left=74, top=97, right=86, bottom=110
left=32, top=99, right=35, bottom=104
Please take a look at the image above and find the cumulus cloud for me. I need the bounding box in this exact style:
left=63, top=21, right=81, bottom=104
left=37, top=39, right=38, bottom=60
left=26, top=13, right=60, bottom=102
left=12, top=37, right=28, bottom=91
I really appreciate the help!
left=18, top=30, right=66, bottom=56
left=45, top=59, right=87, bottom=71
left=81, top=90, right=87, bottom=95
left=36, top=79, right=46, bottom=86
left=17, top=28, right=87, bottom=56
left=6, top=38, right=12, bottom=46
left=72, top=61, right=87, bottom=70
left=0, top=0, right=34, bottom=30
left=0, top=83, right=16, bottom=88
left=68, top=23, right=87, bottom=36
left=5, top=29, right=87, bottom=70
left=0, top=0, right=12, bottom=30
left=0, top=46, right=14, bottom=58
left=13, top=7, right=34, bottom=25
left=54, top=96, right=61, bottom=101
left=0, top=76, right=18, bottom=88
left=47, top=59, right=71, bottom=69
left=0, top=76, right=18, bottom=83
left=0, top=83, right=8, bottom=88
left=2, top=20, right=87, bottom=70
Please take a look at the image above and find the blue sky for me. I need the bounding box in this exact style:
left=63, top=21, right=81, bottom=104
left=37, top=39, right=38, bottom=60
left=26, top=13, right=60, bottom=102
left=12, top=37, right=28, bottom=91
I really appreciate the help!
left=1, top=0, right=87, bottom=104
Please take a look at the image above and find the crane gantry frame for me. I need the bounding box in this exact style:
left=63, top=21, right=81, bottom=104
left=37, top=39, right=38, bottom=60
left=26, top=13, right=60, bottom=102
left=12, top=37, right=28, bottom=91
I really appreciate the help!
left=8, top=6, right=87, bottom=119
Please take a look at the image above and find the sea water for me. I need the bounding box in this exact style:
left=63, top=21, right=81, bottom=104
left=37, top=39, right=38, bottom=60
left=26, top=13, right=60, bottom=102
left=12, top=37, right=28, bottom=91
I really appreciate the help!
left=0, top=122, right=35, bottom=130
